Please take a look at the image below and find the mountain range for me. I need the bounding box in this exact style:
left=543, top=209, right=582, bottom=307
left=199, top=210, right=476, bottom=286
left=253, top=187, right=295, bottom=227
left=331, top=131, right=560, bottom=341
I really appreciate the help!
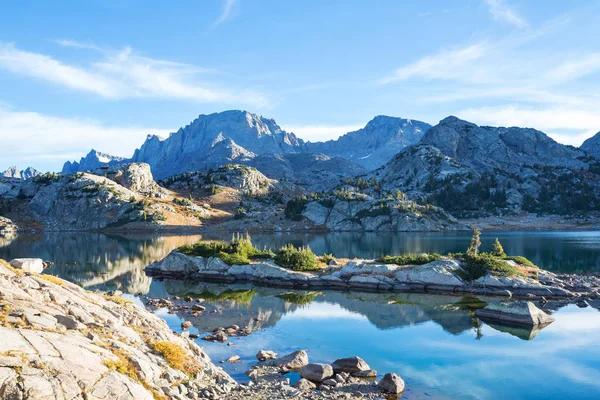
left=57, top=109, right=600, bottom=218
left=61, top=110, right=429, bottom=181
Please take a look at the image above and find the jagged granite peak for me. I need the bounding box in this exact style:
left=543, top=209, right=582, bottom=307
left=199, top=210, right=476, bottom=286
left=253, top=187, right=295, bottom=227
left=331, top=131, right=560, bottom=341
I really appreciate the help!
left=419, top=116, right=585, bottom=171
left=305, top=115, right=431, bottom=170
left=62, top=149, right=128, bottom=174
left=581, top=131, right=600, bottom=159
left=132, top=110, right=305, bottom=179
left=1, top=166, right=42, bottom=180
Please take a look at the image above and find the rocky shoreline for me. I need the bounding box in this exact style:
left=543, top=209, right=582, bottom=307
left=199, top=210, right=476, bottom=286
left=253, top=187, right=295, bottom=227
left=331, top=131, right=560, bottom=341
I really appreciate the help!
left=0, top=259, right=410, bottom=399
left=145, top=251, right=600, bottom=302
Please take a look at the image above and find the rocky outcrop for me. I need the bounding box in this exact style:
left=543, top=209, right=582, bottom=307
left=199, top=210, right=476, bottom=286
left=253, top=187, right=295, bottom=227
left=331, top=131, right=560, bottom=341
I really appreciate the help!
left=92, top=163, right=169, bottom=198
left=145, top=252, right=583, bottom=299
left=163, top=164, right=275, bottom=196
left=301, top=195, right=467, bottom=231
left=306, top=115, right=431, bottom=169
left=1, top=166, right=42, bottom=180
left=379, top=373, right=405, bottom=394
left=0, top=265, right=236, bottom=399
left=62, top=149, right=127, bottom=174
left=1, top=172, right=170, bottom=230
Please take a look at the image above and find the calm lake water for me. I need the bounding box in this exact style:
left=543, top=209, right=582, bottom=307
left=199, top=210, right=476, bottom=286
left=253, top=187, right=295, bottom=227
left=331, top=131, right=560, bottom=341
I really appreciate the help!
left=1, top=231, right=600, bottom=399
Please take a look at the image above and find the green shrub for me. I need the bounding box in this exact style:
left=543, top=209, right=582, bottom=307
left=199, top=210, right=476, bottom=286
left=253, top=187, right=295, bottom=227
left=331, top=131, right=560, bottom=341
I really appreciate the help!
left=454, top=253, right=518, bottom=281
left=504, top=255, right=538, bottom=269
left=377, top=253, right=443, bottom=265
left=274, top=244, right=319, bottom=271
left=179, top=234, right=273, bottom=266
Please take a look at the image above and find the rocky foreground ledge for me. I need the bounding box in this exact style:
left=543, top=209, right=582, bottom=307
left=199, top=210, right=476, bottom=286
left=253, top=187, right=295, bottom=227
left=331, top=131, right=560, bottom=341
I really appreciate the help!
left=0, top=260, right=407, bottom=399
left=145, top=251, right=599, bottom=301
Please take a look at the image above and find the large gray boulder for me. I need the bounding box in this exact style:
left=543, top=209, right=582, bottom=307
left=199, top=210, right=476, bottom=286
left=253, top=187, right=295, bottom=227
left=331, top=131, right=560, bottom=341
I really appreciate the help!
left=331, top=356, right=371, bottom=374
left=299, top=363, right=334, bottom=382
left=379, top=372, right=405, bottom=394
left=9, top=258, right=44, bottom=274
left=275, top=350, right=309, bottom=370
left=475, top=301, right=555, bottom=327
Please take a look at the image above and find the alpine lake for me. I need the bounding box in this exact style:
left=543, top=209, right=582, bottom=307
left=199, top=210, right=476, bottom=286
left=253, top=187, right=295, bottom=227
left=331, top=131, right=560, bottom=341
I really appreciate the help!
left=2, top=230, right=600, bottom=399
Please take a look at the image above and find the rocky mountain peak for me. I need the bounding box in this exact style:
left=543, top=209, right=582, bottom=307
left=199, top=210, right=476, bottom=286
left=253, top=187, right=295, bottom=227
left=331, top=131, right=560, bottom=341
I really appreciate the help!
left=1, top=166, right=42, bottom=180
left=62, top=149, right=127, bottom=174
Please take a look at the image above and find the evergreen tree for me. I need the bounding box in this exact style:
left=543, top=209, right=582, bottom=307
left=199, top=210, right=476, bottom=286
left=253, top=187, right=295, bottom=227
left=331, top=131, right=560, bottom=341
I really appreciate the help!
left=467, top=228, right=482, bottom=256
left=491, top=238, right=506, bottom=257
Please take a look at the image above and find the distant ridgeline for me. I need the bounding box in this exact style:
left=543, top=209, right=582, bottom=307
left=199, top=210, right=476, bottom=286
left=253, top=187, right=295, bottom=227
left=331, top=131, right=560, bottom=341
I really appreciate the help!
left=54, top=110, right=600, bottom=219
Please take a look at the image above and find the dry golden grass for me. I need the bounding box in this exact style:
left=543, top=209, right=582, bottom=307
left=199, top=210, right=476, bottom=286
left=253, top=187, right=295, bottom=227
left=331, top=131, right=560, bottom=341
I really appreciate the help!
left=103, top=348, right=166, bottom=400
left=149, top=341, right=203, bottom=377
left=38, top=274, right=65, bottom=286
left=102, top=294, right=134, bottom=306
left=0, top=259, right=24, bottom=276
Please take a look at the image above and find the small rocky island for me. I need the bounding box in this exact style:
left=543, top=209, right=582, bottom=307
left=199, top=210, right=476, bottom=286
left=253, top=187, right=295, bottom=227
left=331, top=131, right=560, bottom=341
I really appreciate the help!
left=0, top=259, right=410, bottom=399
left=146, top=234, right=599, bottom=302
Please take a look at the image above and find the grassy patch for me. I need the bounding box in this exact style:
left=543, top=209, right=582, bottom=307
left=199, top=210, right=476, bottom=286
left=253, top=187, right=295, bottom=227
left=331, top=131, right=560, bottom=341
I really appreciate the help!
left=504, top=255, right=538, bottom=269
left=179, top=234, right=274, bottom=266
left=274, top=244, right=319, bottom=271
left=377, top=253, right=443, bottom=265
left=318, top=253, right=336, bottom=265
left=149, top=341, right=203, bottom=377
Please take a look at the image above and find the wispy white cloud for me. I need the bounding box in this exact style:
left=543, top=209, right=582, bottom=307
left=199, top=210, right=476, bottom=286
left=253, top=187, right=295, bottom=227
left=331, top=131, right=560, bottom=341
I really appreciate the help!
left=484, top=0, right=527, bottom=27
left=213, top=0, right=236, bottom=27
left=52, top=39, right=101, bottom=51
left=0, top=105, right=170, bottom=171
left=380, top=43, right=488, bottom=84
left=281, top=124, right=362, bottom=142
left=0, top=42, right=268, bottom=107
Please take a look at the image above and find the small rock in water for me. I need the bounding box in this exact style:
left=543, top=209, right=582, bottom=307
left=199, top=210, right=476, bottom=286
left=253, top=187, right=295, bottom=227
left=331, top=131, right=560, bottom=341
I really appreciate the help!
left=379, top=372, right=405, bottom=394
left=256, top=350, right=277, bottom=361
left=331, top=356, right=371, bottom=374
left=226, top=355, right=240, bottom=363
left=181, top=320, right=192, bottom=329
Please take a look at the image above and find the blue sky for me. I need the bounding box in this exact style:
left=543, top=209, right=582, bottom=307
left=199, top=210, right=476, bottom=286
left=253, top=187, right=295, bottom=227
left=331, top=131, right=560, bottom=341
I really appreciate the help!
left=1, top=0, right=600, bottom=172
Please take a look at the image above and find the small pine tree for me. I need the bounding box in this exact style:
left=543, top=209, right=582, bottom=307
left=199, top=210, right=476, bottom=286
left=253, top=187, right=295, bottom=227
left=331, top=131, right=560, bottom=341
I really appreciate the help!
left=188, top=193, right=193, bottom=201
left=491, top=238, right=506, bottom=257
left=467, top=228, right=482, bottom=256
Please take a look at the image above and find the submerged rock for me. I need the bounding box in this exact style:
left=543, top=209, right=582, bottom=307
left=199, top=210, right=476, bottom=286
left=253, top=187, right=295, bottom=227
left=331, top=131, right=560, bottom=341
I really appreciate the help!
left=475, top=300, right=555, bottom=327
